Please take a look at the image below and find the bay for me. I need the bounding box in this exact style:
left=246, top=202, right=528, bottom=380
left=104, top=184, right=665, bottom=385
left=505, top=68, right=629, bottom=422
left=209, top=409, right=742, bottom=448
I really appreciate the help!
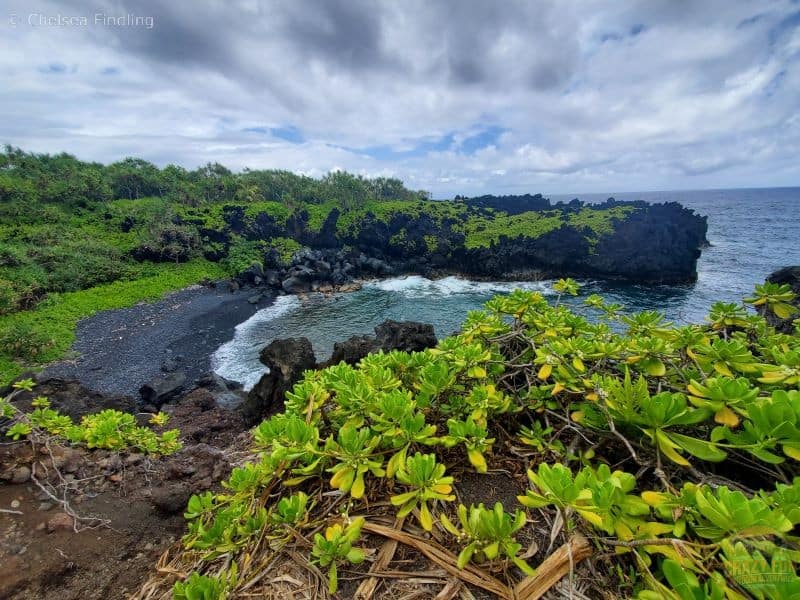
left=213, top=187, right=800, bottom=388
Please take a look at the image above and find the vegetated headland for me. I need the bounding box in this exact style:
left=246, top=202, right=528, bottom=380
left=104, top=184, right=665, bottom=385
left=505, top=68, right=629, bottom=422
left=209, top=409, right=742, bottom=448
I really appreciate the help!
left=0, top=146, right=707, bottom=385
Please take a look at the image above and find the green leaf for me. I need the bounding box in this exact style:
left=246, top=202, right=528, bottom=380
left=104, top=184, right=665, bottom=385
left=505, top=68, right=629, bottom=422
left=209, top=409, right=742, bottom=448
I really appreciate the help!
left=665, top=432, right=727, bottom=462
left=641, top=357, right=666, bottom=377
left=773, top=302, right=796, bottom=319
left=654, top=429, right=691, bottom=466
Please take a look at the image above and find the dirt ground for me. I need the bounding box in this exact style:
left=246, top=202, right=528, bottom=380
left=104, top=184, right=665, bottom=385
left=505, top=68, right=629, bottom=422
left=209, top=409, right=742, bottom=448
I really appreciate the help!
left=0, top=384, right=249, bottom=600
left=0, top=479, right=183, bottom=599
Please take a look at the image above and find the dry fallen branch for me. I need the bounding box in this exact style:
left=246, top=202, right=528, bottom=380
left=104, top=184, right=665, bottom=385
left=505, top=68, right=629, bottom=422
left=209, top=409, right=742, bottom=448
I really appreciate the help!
left=361, top=521, right=514, bottom=599
left=514, top=535, right=592, bottom=600
left=355, top=516, right=404, bottom=600
left=434, top=577, right=462, bottom=600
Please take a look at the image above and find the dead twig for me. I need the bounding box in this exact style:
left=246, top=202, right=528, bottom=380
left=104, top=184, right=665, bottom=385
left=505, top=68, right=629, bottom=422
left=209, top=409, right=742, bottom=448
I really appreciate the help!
left=361, top=521, right=514, bottom=600
left=354, top=516, right=405, bottom=599
left=434, top=577, right=462, bottom=600
left=514, top=535, right=593, bottom=600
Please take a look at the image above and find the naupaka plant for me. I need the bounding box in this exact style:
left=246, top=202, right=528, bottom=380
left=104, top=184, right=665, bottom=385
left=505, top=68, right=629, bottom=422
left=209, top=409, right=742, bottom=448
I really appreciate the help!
left=390, top=452, right=455, bottom=531
left=1, top=379, right=181, bottom=455
left=310, top=517, right=368, bottom=594
left=440, top=502, right=535, bottom=575
left=745, top=281, right=797, bottom=320
left=325, top=424, right=384, bottom=499
left=143, top=280, right=800, bottom=600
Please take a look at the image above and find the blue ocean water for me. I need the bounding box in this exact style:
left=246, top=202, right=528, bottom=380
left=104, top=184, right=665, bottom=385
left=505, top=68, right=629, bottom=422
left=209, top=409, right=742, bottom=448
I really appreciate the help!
left=213, top=187, right=800, bottom=388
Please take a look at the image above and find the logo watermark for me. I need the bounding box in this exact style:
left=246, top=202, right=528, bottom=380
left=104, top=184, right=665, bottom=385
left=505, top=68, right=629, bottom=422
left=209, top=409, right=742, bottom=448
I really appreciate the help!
left=727, top=557, right=794, bottom=587
left=8, top=12, right=154, bottom=29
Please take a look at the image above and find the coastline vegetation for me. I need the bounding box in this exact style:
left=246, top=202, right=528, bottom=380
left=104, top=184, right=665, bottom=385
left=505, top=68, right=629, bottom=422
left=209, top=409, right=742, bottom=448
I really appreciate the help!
left=137, top=280, right=800, bottom=599
left=0, top=146, right=647, bottom=385
left=2, top=379, right=182, bottom=456
left=0, top=259, right=226, bottom=383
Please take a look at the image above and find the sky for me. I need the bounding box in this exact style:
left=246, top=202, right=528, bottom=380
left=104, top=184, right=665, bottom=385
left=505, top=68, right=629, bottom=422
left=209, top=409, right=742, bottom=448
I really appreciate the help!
left=0, top=0, right=798, bottom=197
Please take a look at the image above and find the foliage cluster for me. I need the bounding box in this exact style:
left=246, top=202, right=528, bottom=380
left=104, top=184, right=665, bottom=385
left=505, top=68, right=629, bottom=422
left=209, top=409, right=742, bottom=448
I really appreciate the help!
left=460, top=205, right=635, bottom=249
left=0, top=147, right=428, bottom=313
left=157, top=281, right=800, bottom=599
left=2, top=379, right=182, bottom=455
left=0, top=146, right=643, bottom=318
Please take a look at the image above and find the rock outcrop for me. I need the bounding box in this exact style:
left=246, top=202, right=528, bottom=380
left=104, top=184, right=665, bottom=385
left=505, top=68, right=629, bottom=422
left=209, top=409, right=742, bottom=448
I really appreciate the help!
left=765, top=266, right=800, bottom=333
left=216, top=197, right=708, bottom=289
left=240, top=337, right=317, bottom=426
left=139, top=371, right=187, bottom=409
left=242, top=321, right=438, bottom=425
left=325, top=320, right=438, bottom=367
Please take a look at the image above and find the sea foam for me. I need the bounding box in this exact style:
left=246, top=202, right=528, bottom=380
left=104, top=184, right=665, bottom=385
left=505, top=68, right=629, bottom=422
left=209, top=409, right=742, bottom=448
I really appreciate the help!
left=366, top=275, right=551, bottom=297
left=211, top=295, right=300, bottom=390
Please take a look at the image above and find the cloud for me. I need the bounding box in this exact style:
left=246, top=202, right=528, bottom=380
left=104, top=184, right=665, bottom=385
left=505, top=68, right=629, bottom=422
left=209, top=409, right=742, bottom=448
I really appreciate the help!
left=0, top=0, right=798, bottom=196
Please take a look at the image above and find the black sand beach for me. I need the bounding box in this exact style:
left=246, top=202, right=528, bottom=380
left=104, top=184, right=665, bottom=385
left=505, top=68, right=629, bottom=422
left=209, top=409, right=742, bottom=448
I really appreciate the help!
left=42, top=285, right=273, bottom=398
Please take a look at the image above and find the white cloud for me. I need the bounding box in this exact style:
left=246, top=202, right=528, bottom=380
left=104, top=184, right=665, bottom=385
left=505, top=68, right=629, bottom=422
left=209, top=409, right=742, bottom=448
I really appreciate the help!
left=0, top=0, right=798, bottom=196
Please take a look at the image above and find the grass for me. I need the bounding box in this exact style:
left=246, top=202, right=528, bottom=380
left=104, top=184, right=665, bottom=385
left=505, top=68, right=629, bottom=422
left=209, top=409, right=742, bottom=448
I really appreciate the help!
left=0, top=259, right=227, bottom=385
left=461, top=205, right=638, bottom=249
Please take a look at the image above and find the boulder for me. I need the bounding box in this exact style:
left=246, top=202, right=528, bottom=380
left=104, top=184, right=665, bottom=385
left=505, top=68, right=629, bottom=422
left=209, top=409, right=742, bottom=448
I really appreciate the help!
left=263, top=269, right=281, bottom=287
left=193, top=372, right=245, bottom=409
left=139, top=371, right=187, bottom=408
left=240, top=263, right=264, bottom=285
left=375, top=320, right=437, bottom=353
left=289, top=265, right=316, bottom=281
left=327, top=335, right=377, bottom=366
left=150, top=482, right=192, bottom=514
left=765, top=266, right=800, bottom=333
left=240, top=338, right=318, bottom=425
left=152, top=443, right=232, bottom=514
left=313, top=260, right=332, bottom=277
left=364, top=257, right=394, bottom=275
left=281, top=276, right=310, bottom=294
left=323, top=321, right=437, bottom=367
left=195, top=372, right=242, bottom=392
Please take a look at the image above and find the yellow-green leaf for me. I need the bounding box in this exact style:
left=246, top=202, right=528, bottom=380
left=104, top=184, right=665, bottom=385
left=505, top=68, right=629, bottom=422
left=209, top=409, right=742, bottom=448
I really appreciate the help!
left=783, top=445, right=800, bottom=461
left=419, top=502, right=433, bottom=531
left=467, top=448, right=488, bottom=473
left=537, top=364, right=552, bottom=380
left=351, top=473, right=365, bottom=499
left=713, top=362, right=735, bottom=378
left=773, top=302, right=796, bottom=319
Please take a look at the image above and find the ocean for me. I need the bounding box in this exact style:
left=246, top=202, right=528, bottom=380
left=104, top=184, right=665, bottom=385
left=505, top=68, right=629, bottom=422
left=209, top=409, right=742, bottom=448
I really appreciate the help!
left=212, top=187, right=800, bottom=388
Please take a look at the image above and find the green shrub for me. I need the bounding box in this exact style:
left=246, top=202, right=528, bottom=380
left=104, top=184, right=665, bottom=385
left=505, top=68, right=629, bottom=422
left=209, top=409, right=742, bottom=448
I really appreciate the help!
left=160, top=281, right=800, bottom=598
left=2, top=380, right=182, bottom=456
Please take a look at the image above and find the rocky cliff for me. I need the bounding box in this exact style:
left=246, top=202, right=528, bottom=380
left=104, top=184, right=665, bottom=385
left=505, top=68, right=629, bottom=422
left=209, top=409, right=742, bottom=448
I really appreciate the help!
left=217, top=196, right=708, bottom=286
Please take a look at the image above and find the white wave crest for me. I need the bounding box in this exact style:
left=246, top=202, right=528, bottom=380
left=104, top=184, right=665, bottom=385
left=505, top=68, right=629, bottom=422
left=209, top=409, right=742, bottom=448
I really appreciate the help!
left=211, top=295, right=301, bottom=390
left=366, top=275, right=551, bottom=298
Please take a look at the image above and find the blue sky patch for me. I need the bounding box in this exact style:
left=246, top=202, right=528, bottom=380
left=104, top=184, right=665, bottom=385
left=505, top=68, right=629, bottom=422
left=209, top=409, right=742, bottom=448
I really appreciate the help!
left=341, top=126, right=505, bottom=160
left=244, top=125, right=305, bottom=144
left=39, top=63, right=67, bottom=74
left=459, top=126, right=507, bottom=154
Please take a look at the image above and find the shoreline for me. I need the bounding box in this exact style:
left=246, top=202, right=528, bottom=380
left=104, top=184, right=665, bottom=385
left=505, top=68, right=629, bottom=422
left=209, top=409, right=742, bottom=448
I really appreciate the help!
left=32, top=267, right=704, bottom=401
left=41, top=284, right=274, bottom=399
